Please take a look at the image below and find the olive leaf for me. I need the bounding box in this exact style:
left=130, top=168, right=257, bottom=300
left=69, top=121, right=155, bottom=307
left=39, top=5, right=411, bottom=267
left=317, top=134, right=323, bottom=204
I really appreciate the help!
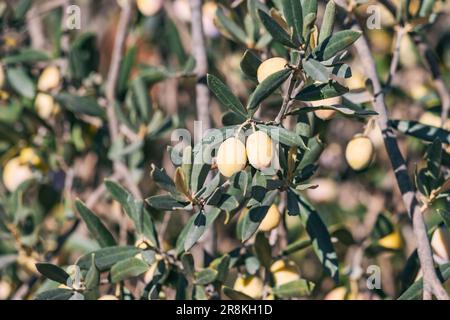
left=257, top=124, right=308, bottom=149
left=247, top=69, right=291, bottom=113
left=35, top=263, right=70, bottom=285
left=75, top=199, right=116, bottom=248
left=77, top=246, right=141, bottom=271
left=318, top=0, right=336, bottom=44
left=258, top=10, right=297, bottom=48
left=111, top=257, right=149, bottom=283
left=215, top=6, right=248, bottom=44
left=287, top=188, right=339, bottom=282
left=240, top=190, right=277, bottom=242
left=302, top=58, right=331, bottom=82
left=389, top=120, right=450, bottom=144
left=207, top=74, right=248, bottom=120
left=281, top=0, right=303, bottom=44
left=240, top=50, right=262, bottom=80
left=314, top=30, right=362, bottom=61
left=272, top=279, right=315, bottom=298
left=295, top=81, right=348, bottom=101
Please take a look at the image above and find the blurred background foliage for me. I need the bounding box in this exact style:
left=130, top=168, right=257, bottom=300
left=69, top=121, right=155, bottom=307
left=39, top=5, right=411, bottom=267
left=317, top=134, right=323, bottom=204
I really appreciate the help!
left=0, top=0, right=449, bottom=300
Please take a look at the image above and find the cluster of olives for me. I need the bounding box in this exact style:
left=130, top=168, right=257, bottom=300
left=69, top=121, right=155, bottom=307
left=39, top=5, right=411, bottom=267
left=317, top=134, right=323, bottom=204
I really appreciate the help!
left=216, top=130, right=274, bottom=178
left=35, top=65, right=62, bottom=119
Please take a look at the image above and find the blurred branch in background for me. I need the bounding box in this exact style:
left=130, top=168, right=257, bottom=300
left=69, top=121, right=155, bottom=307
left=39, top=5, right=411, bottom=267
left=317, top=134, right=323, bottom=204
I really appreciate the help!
left=105, top=0, right=141, bottom=199
left=189, top=0, right=215, bottom=258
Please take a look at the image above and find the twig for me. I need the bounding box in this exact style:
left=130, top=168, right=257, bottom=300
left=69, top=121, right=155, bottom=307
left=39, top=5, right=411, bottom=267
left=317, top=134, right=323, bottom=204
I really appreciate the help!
left=352, top=23, right=448, bottom=300
left=105, top=1, right=133, bottom=142
left=275, top=74, right=297, bottom=124
left=275, top=59, right=305, bottom=124
left=104, top=1, right=142, bottom=200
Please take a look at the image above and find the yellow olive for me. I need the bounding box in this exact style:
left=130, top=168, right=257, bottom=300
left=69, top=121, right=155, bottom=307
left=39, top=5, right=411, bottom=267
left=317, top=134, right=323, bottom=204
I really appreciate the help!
left=134, top=237, right=154, bottom=250
left=216, top=137, right=247, bottom=177
left=19, top=148, right=41, bottom=166
left=431, top=226, right=450, bottom=262
left=257, top=57, right=288, bottom=83
left=98, top=295, right=119, bottom=300
left=233, top=275, right=264, bottom=299
left=310, top=96, right=342, bottom=120
left=314, top=109, right=337, bottom=120
left=136, top=0, right=163, bottom=16
left=258, top=204, right=281, bottom=232
left=0, top=281, right=12, bottom=300
left=246, top=131, right=273, bottom=170
left=378, top=230, right=402, bottom=250
left=270, top=260, right=300, bottom=286
left=345, top=135, right=374, bottom=171
left=345, top=69, right=366, bottom=90
left=34, top=93, right=59, bottom=119
left=37, top=65, right=61, bottom=92
left=306, top=178, right=338, bottom=204
left=2, top=157, right=34, bottom=192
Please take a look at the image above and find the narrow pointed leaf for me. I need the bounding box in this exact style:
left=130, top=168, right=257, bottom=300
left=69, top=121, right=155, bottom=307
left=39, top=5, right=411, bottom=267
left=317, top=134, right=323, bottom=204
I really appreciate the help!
left=146, top=194, right=189, bottom=210
left=111, top=257, right=149, bottom=283
left=318, top=0, right=336, bottom=44
left=303, top=58, right=330, bottom=82
left=258, top=10, right=297, bottom=48
left=389, top=120, right=450, bottom=144
left=301, top=0, right=317, bottom=18
left=207, top=74, right=248, bottom=119
left=315, top=30, right=361, bottom=61
left=273, top=279, right=315, bottom=297
left=240, top=50, right=262, bottom=80
left=75, top=199, right=116, bottom=248
left=240, top=191, right=277, bottom=242
left=35, top=289, right=75, bottom=300
left=295, top=81, right=348, bottom=101
left=77, top=246, right=140, bottom=271
left=35, top=263, right=70, bottom=285
left=216, top=6, right=248, bottom=44
left=289, top=188, right=339, bottom=282
left=257, top=124, right=308, bottom=149
left=247, top=69, right=291, bottom=112
left=281, top=0, right=303, bottom=43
